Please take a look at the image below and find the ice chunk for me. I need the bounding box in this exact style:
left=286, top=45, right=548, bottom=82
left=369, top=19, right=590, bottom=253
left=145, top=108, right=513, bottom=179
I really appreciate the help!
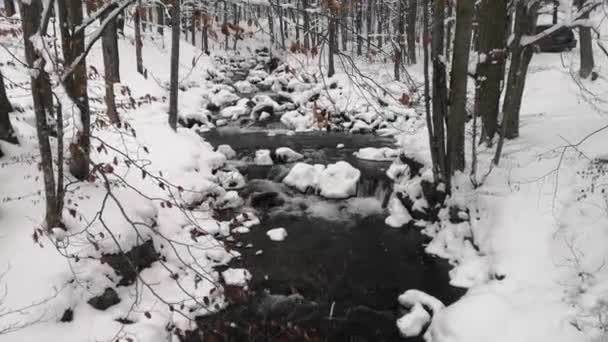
left=216, top=144, right=236, bottom=159
left=222, top=268, right=252, bottom=286
left=283, top=162, right=325, bottom=193
left=275, top=147, right=304, bottom=162
left=318, top=161, right=361, bottom=199
left=354, top=147, right=399, bottom=161
left=266, top=228, right=287, bottom=241
left=396, top=303, right=431, bottom=337
left=254, top=149, right=274, bottom=165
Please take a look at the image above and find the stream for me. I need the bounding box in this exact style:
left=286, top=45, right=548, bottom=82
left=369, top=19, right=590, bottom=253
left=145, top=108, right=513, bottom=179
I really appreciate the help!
left=186, top=49, right=464, bottom=341
left=196, top=128, right=464, bottom=342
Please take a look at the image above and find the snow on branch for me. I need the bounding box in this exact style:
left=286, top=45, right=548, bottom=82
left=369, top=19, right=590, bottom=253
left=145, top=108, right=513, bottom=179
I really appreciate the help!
left=61, top=0, right=135, bottom=83
left=74, top=1, right=120, bottom=36
left=520, top=0, right=603, bottom=47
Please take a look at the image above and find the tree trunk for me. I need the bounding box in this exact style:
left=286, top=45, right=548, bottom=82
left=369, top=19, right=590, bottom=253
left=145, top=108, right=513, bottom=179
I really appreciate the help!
left=501, top=1, right=539, bottom=139
left=431, top=0, right=448, bottom=182
left=445, top=0, right=453, bottom=62
left=0, top=71, right=17, bottom=144
left=446, top=0, right=474, bottom=173
left=578, top=0, right=594, bottom=79
left=366, top=0, right=374, bottom=53
left=20, top=0, right=61, bottom=228
left=134, top=0, right=144, bottom=74
left=302, top=0, right=310, bottom=49
left=3, top=0, right=15, bottom=16
left=101, top=12, right=120, bottom=124
left=224, top=1, right=229, bottom=49
left=268, top=3, right=275, bottom=46
left=202, top=16, right=209, bottom=53
left=476, top=0, right=507, bottom=144
left=279, top=4, right=286, bottom=50
left=328, top=12, right=336, bottom=77
left=406, top=0, right=417, bottom=64
left=191, top=10, right=197, bottom=44
left=168, top=0, right=180, bottom=131
left=58, top=0, right=91, bottom=181
left=395, top=0, right=405, bottom=80
left=157, top=4, right=164, bottom=36
left=356, top=2, right=362, bottom=56
left=377, top=0, right=383, bottom=49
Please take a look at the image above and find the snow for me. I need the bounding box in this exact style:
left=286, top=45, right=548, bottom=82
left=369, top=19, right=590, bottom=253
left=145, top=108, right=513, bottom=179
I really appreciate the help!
left=281, top=110, right=313, bottom=131
left=254, top=149, right=274, bottom=165
left=275, top=147, right=303, bottom=162
left=318, top=161, right=361, bottom=199
left=222, top=268, right=252, bottom=287
left=385, top=195, right=412, bottom=228
left=396, top=303, right=431, bottom=337
left=216, top=144, right=237, bottom=159
left=283, top=162, right=325, bottom=193
left=234, top=80, right=257, bottom=94
left=266, top=228, right=288, bottom=242
left=354, top=147, right=399, bottom=161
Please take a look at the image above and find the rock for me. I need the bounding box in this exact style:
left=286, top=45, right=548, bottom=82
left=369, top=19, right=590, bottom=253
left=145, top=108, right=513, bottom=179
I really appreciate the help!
left=275, top=147, right=304, bottom=163
left=318, top=161, right=361, bottom=199
left=449, top=206, right=469, bottom=224
left=266, top=227, right=287, bottom=241
left=87, top=288, right=121, bottom=311
left=100, top=240, right=159, bottom=286
left=59, top=308, right=73, bottom=322
left=216, top=144, right=237, bottom=159
left=398, top=153, right=424, bottom=177
left=251, top=192, right=285, bottom=209
left=420, top=180, right=447, bottom=210
left=254, top=149, right=273, bottom=165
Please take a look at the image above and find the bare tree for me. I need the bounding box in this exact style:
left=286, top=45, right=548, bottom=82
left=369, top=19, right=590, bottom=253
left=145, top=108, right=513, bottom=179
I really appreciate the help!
left=101, top=3, right=121, bottom=124
left=0, top=71, right=17, bottom=145
left=430, top=0, right=448, bottom=183
left=446, top=0, right=474, bottom=173
left=577, top=0, right=595, bottom=79
left=3, top=0, right=15, bottom=16
left=168, top=0, right=181, bottom=131
left=476, top=0, right=508, bottom=144
left=406, top=0, right=417, bottom=64
left=58, top=0, right=92, bottom=181
left=135, top=0, right=144, bottom=74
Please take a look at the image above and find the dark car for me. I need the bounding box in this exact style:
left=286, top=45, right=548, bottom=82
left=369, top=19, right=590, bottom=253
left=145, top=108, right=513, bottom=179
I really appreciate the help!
left=534, top=25, right=577, bottom=53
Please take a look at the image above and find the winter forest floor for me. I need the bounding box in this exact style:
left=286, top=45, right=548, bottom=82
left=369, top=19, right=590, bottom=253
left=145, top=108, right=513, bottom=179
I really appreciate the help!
left=1, top=11, right=608, bottom=342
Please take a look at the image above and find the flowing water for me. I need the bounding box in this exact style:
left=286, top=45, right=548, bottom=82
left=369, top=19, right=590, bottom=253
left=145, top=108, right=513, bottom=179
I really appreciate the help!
left=195, top=128, right=465, bottom=341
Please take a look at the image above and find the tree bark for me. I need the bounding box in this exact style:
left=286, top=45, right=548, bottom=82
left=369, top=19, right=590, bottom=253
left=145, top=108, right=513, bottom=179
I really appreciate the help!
left=431, top=0, right=448, bottom=183
left=356, top=2, right=362, bottom=56
left=377, top=0, right=383, bottom=49
left=58, top=0, right=91, bottom=181
left=578, top=0, right=594, bottom=79
left=476, top=0, right=508, bottom=144
left=501, top=1, right=539, bottom=139
left=366, top=0, right=374, bottom=53
left=395, top=0, right=405, bottom=80
left=3, top=0, right=15, bottom=16
left=302, top=0, right=310, bottom=49
left=406, top=0, right=417, bottom=64
left=157, top=4, right=164, bottom=36
left=134, top=0, right=144, bottom=74
left=20, top=0, right=61, bottom=228
left=446, top=0, right=474, bottom=173
left=168, top=0, right=180, bottom=131
left=0, top=70, right=17, bottom=144
left=101, top=11, right=120, bottom=124
left=328, top=11, right=336, bottom=77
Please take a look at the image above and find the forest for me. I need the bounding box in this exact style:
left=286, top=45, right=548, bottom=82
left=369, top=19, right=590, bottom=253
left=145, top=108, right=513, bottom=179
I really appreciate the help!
left=0, top=0, right=608, bottom=341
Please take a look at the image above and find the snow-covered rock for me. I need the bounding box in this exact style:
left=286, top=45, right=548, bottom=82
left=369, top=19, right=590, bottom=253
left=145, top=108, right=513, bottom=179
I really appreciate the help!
left=216, top=169, right=246, bottom=190
left=275, top=147, right=304, bottom=163
left=216, top=191, right=244, bottom=209
left=318, top=161, right=361, bottom=199
left=283, top=162, right=325, bottom=193
left=216, top=144, right=236, bottom=159
left=254, top=149, right=274, bottom=165
left=266, top=228, right=287, bottom=242
left=222, top=268, right=252, bottom=287
left=398, top=289, right=445, bottom=314
left=210, top=89, right=239, bottom=108
left=258, top=111, right=271, bottom=121
left=220, top=99, right=250, bottom=119
left=396, top=303, right=431, bottom=337
left=385, top=196, right=412, bottom=227
left=234, top=80, right=257, bottom=94
left=354, top=147, right=399, bottom=161
left=281, top=110, right=313, bottom=131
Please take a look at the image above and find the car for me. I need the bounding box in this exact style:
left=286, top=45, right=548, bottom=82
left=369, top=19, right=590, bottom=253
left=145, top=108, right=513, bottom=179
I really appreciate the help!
left=533, top=24, right=577, bottom=53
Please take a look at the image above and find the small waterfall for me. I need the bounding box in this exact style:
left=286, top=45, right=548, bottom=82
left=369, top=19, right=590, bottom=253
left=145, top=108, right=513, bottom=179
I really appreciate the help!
left=356, top=175, right=393, bottom=207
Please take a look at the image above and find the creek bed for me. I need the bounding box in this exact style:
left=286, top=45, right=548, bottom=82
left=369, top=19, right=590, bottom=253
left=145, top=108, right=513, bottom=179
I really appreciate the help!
left=196, top=129, right=464, bottom=341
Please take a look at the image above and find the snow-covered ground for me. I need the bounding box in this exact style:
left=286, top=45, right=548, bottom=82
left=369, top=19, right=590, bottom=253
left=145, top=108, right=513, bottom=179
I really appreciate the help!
left=1, top=5, right=608, bottom=342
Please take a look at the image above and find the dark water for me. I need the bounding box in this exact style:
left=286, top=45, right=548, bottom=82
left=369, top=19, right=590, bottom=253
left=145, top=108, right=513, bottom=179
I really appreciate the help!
left=197, top=129, right=464, bottom=341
